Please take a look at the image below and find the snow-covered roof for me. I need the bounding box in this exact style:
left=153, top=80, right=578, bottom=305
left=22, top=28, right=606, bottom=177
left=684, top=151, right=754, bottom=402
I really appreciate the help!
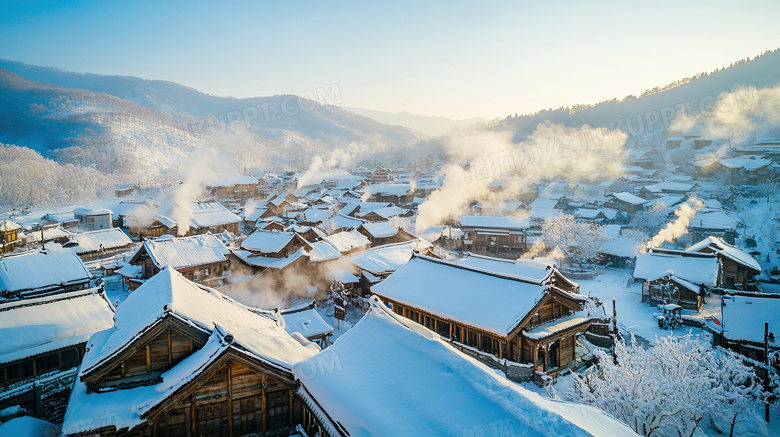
left=66, top=228, right=133, bottom=254
left=688, top=210, right=739, bottom=231
left=307, top=240, right=342, bottom=262
left=321, top=213, right=364, bottom=232
left=139, top=234, right=230, bottom=270
left=602, top=237, right=641, bottom=258
left=0, top=288, right=114, bottom=365
left=295, top=298, right=637, bottom=437
left=0, top=250, right=92, bottom=295
left=73, top=207, right=113, bottom=216
left=24, top=226, right=70, bottom=243
left=633, top=252, right=718, bottom=286
left=280, top=304, right=333, bottom=340
left=355, top=205, right=405, bottom=220
left=323, top=229, right=370, bottom=254
left=241, top=230, right=306, bottom=254
left=232, top=247, right=307, bottom=270
left=642, top=182, right=696, bottom=193
left=359, top=221, right=397, bottom=239
left=188, top=202, right=241, bottom=228
left=459, top=215, right=530, bottom=230
left=523, top=313, right=590, bottom=340
left=372, top=255, right=553, bottom=336
left=0, top=220, right=22, bottom=232
left=721, top=295, right=780, bottom=345
left=454, top=253, right=555, bottom=283
left=348, top=240, right=433, bottom=275
left=79, top=267, right=319, bottom=377
left=686, top=236, right=761, bottom=272
left=362, top=183, right=413, bottom=197
left=609, top=192, right=646, bottom=205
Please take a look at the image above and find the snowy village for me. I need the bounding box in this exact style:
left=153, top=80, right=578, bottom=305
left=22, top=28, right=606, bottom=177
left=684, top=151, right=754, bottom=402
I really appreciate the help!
left=2, top=3, right=780, bottom=437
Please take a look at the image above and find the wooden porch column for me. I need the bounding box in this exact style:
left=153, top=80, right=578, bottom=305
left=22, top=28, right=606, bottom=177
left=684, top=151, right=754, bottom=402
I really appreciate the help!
left=542, top=344, right=548, bottom=373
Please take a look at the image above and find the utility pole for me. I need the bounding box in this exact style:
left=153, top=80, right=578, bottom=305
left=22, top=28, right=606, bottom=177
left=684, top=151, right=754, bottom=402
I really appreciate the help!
left=765, top=321, right=770, bottom=423
left=612, top=298, right=618, bottom=365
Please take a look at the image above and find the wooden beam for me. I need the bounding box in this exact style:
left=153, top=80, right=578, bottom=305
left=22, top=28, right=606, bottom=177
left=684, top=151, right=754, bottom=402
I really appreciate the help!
left=227, top=364, right=233, bottom=437
left=261, top=375, right=267, bottom=433
left=167, top=329, right=172, bottom=365
left=191, top=394, right=197, bottom=437
left=146, top=345, right=151, bottom=374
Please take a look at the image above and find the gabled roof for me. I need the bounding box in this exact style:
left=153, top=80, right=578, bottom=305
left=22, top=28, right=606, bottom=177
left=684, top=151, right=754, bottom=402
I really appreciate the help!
left=348, top=240, right=434, bottom=275
left=66, top=228, right=133, bottom=254
left=0, top=250, right=92, bottom=296
left=0, top=288, right=115, bottom=364
left=280, top=302, right=333, bottom=340
left=133, top=234, right=230, bottom=270
left=721, top=294, right=780, bottom=344
left=80, top=268, right=318, bottom=378
left=241, top=230, right=311, bottom=254
left=73, top=207, right=113, bottom=216
left=454, top=253, right=554, bottom=283
left=323, top=229, right=370, bottom=254
left=296, top=298, right=637, bottom=437
left=188, top=202, right=241, bottom=228
left=459, top=215, right=530, bottom=230
left=372, top=255, right=560, bottom=336
left=688, top=210, right=739, bottom=231
left=0, top=220, right=22, bottom=232
left=362, top=183, right=414, bottom=197
left=633, top=251, right=718, bottom=286
left=608, top=192, right=646, bottom=205
left=686, top=236, right=761, bottom=272
left=358, top=221, right=397, bottom=239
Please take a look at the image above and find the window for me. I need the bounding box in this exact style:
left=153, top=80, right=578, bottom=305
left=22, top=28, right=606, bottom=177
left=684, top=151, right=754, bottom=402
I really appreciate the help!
left=266, top=390, right=290, bottom=429
left=36, top=353, right=59, bottom=375
left=61, top=348, right=80, bottom=368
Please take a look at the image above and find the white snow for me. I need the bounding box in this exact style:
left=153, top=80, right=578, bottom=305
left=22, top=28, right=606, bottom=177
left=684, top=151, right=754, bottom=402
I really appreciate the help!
left=322, top=229, right=370, bottom=254
left=721, top=294, right=780, bottom=344
left=0, top=288, right=115, bottom=364
left=66, top=228, right=133, bottom=253
left=459, top=215, right=530, bottom=230
left=348, top=239, right=433, bottom=275
left=634, top=252, right=718, bottom=286
left=372, top=255, right=550, bottom=336
left=295, top=298, right=637, bottom=437
left=454, top=253, right=554, bottom=283
left=358, top=221, right=396, bottom=239
left=281, top=305, right=333, bottom=340
left=0, top=251, right=92, bottom=295
left=0, top=416, right=60, bottom=437
left=140, top=233, right=230, bottom=269
left=686, top=236, right=761, bottom=272
left=241, top=230, right=301, bottom=254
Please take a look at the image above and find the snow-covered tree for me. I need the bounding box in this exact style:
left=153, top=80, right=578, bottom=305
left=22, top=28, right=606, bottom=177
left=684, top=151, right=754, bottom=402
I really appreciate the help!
left=569, top=334, right=768, bottom=437
left=628, top=202, right=669, bottom=237
left=541, top=214, right=609, bottom=271
left=758, top=179, right=779, bottom=203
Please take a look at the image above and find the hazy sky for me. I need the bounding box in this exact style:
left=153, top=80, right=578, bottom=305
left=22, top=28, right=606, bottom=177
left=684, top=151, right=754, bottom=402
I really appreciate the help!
left=1, top=0, right=778, bottom=119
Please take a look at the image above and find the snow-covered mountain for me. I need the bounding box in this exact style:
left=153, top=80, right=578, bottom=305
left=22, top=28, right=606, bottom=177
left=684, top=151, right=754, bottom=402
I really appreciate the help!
left=341, top=106, right=488, bottom=136
left=0, top=61, right=424, bottom=179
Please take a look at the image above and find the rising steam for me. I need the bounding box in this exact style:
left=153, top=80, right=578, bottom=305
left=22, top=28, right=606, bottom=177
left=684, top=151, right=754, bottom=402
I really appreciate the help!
left=645, top=199, right=704, bottom=249
left=416, top=122, right=628, bottom=232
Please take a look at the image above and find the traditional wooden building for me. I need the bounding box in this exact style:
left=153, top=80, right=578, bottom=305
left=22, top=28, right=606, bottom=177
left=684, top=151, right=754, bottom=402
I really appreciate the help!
left=0, top=288, right=115, bottom=423
left=128, top=234, right=231, bottom=288
left=459, top=215, right=529, bottom=259
left=61, top=268, right=322, bottom=437
left=231, top=230, right=313, bottom=274
left=205, top=175, right=261, bottom=201
left=686, top=236, right=761, bottom=289
left=279, top=302, right=333, bottom=347
left=356, top=221, right=414, bottom=247
left=294, top=298, right=637, bottom=437
left=0, top=220, right=22, bottom=253
left=184, top=202, right=241, bottom=236
left=347, top=239, right=437, bottom=297
left=63, top=228, right=134, bottom=262
left=0, top=251, right=93, bottom=301
left=123, top=211, right=178, bottom=239
left=372, top=254, right=593, bottom=380
left=605, top=192, right=646, bottom=215
left=634, top=250, right=719, bottom=311
left=362, top=183, right=414, bottom=205
left=712, top=294, right=780, bottom=365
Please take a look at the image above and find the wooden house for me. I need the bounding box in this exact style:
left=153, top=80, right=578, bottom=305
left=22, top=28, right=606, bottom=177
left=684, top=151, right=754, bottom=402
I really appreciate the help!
left=128, top=234, right=231, bottom=288
left=294, top=297, right=637, bottom=437
left=0, top=220, right=22, bottom=253
left=634, top=250, right=719, bottom=310
left=458, top=215, right=529, bottom=259
left=63, top=228, right=134, bottom=262
left=42, top=212, right=79, bottom=230
left=362, top=183, right=414, bottom=205
left=712, top=294, right=780, bottom=365
left=205, top=175, right=261, bottom=201
left=372, top=254, right=593, bottom=381
left=279, top=302, right=333, bottom=347
left=357, top=221, right=415, bottom=247
left=184, top=202, right=241, bottom=236
left=686, top=236, right=761, bottom=289
left=686, top=210, right=739, bottom=245
left=347, top=239, right=437, bottom=297
left=60, top=268, right=323, bottom=437
left=73, top=207, right=113, bottom=231
left=605, top=192, right=646, bottom=215
left=368, top=165, right=391, bottom=184
left=0, top=251, right=93, bottom=301
left=0, top=288, right=114, bottom=423
left=231, top=230, right=313, bottom=274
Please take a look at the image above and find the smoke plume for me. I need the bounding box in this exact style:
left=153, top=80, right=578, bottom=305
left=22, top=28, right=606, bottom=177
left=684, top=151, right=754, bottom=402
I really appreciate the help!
left=416, top=122, right=628, bottom=232
left=645, top=198, right=705, bottom=249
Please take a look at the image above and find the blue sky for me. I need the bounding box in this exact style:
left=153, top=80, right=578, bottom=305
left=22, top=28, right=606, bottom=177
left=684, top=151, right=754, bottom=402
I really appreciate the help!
left=1, top=0, right=778, bottom=119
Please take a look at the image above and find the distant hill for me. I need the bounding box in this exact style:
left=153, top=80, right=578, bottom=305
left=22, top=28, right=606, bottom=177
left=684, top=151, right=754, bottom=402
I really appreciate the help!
left=491, top=49, right=780, bottom=142
left=0, top=62, right=426, bottom=179
left=342, top=106, right=488, bottom=136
